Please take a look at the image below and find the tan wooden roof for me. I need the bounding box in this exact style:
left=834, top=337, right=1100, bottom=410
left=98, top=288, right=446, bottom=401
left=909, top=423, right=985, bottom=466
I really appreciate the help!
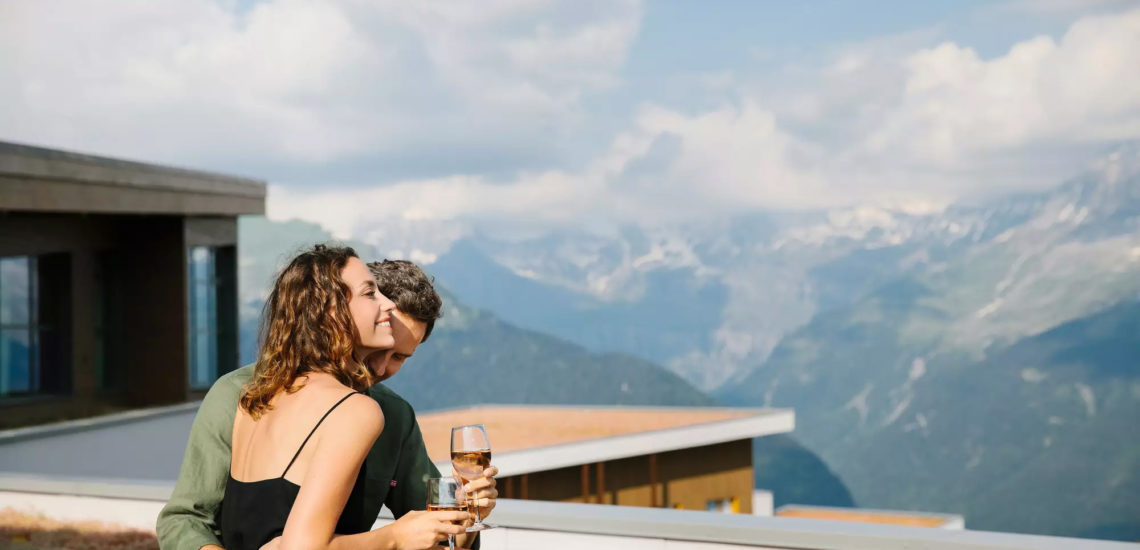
left=416, top=406, right=758, bottom=462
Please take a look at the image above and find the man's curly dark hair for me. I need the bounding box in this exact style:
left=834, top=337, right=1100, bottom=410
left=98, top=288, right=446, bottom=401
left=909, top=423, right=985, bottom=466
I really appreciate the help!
left=367, top=259, right=443, bottom=343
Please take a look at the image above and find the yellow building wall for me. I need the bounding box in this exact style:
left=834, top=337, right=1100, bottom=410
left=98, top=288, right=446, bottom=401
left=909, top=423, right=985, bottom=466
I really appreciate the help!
left=660, top=439, right=753, bottom=513
left=499, top=438, right=753, bottom=514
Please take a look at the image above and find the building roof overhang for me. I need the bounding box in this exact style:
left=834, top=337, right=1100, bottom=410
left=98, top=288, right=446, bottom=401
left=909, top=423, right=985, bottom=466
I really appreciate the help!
left=419, top=404, right=796, bottom=477
left=0, top=141, right=266, bottom=216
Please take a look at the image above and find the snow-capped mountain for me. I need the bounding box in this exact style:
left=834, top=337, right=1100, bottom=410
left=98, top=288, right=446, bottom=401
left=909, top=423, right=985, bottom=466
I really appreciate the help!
left=421, top=147, right=1140, bottom=391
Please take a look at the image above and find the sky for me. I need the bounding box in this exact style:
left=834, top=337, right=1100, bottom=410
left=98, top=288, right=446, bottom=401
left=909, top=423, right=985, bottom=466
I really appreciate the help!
left=2, top=0, right=1139, bottom=247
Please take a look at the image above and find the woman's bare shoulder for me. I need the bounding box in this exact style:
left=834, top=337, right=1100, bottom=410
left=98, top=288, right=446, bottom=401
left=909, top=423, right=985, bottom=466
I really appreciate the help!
left=326, top=392, right=385, bottom=437
left=340, top=392, right=383, bottom=418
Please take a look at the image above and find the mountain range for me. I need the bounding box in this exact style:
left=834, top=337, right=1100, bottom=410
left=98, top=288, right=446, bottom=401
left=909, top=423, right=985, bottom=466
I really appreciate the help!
left=715, top=155, right=1140, bottom=538
left=237, top=216, right=713, bottom=408
left=237, top=216, right=854, bottom=513
left=426, top=149, right=1140, bottom=398
left=417, top=148, right=1140, bottom=540
left=240, top=145, right=1140, bottom=540
left=237, top=215, right=855, bottom=515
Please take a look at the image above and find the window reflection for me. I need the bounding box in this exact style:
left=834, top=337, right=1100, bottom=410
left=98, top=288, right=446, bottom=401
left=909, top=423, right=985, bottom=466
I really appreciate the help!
left=0, top=256, right=38, bottom=396
left=188, top=246, right=219, bottom=389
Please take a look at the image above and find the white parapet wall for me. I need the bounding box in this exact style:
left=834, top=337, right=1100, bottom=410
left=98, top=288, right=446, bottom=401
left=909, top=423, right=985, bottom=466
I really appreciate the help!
left=0, top=474, right=172, bottom=531
left=0, top=490, right=165, bottom=532
left=1, top=474, right=1137, bottom=550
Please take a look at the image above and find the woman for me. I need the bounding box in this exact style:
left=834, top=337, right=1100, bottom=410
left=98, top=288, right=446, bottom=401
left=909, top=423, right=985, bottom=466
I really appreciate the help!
left=221, top=244, right=468, bottom=550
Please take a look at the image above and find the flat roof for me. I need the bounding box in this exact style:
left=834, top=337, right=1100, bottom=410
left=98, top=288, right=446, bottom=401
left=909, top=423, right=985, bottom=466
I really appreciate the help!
left=418, top=404, right=795, bottom=476
left=0, top=402, right=199, bottom=481
left=0, top=140, right=265, bottom=215
left=0, top=402, right=792, bottom=481
left=777, top=505, right=965, bottom=530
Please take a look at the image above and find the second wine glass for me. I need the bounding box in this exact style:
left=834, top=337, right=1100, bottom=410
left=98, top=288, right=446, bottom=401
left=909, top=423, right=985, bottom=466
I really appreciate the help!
left=451, top=423, right=494, bottom=532
left=426, top=477, right=467, bottom=550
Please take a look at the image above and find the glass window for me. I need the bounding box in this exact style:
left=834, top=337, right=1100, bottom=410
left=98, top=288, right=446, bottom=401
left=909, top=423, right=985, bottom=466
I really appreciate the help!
left=1, top=256, right=38, bottom=396
left=188, top=247, right=219, bottom=389
left=706, top=497, right=740, bottom=514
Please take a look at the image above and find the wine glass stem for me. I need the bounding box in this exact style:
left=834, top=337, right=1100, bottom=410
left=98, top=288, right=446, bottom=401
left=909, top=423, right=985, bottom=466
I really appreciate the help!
left=447, top=534, right=456, bottom=550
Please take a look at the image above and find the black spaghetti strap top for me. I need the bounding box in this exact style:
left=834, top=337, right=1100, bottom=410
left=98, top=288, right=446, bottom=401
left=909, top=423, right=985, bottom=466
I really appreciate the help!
left=220, top=392, right=370, bottom=550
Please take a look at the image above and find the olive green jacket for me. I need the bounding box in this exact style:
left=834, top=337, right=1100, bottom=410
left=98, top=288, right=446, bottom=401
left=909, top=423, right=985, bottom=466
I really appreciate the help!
left=156, top=365, right=447, bottom=550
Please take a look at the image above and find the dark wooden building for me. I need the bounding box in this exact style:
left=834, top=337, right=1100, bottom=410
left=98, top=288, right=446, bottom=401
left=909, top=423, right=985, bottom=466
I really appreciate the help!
left=0, top=141, right=265, bottom=428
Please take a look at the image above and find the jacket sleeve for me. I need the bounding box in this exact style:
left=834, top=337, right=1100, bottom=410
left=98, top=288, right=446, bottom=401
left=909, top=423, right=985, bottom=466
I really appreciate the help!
left=156, top=372, right=244, bottom=550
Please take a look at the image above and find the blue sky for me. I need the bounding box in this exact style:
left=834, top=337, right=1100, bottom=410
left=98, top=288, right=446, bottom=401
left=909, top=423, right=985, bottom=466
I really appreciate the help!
left=2, top=0, right=1139, bottom=243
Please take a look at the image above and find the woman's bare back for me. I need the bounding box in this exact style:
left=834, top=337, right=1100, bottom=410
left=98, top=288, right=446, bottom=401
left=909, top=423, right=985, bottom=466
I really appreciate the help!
left=222, top=372, right=384, bottom=549
left=230, top=373, right=374, bottom=485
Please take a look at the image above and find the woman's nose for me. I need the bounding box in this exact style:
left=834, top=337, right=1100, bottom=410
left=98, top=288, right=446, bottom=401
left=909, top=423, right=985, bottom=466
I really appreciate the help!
left=380, top=293, right=396, bottom=312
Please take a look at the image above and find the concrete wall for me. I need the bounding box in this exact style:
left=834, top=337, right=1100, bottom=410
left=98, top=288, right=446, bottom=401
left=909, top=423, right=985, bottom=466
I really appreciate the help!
left=500, top=439, right=754, bottom=514
left=116, top=216, right=190, bottom=407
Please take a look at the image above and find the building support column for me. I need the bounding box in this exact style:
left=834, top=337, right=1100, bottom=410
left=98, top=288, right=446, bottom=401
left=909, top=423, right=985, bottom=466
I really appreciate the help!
left=580, top=464, right=590, bottom=502
left=649, top=453, right=659, bottom=508
left=596, top=461, right=606, bottom=504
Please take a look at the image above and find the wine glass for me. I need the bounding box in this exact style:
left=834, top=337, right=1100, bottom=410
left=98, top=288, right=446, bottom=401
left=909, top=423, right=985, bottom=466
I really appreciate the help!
left=451, top=424, right=494, bottom=532
left=426, top=477, right=467, bottom=550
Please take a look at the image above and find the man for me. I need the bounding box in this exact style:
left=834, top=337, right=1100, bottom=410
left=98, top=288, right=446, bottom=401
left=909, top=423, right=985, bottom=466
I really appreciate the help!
left=368, top=260, right=442, bottom=383
left=158, top=260, right=496, bottom=549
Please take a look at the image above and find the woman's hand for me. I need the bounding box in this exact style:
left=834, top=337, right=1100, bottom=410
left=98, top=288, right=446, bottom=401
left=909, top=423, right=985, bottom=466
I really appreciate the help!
left=389, top=510, right=471, bottom=550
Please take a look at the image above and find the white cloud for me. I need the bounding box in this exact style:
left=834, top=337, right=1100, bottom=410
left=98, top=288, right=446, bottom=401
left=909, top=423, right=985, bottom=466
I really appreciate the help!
left=633, top=102, right=830, bottom=209
left=267, top=7, right=1140, bottom=251
left=4, top=1, right=1139, bottom=245
left=1, top=0, right=384, bottom=162
left=268, top=96, right=836, bottom=248
left=750, top=7, right=1140, bottom=203
left=267, top=169, right=595, bottom=241
left=0, top=0, right=642, bottom=167
left=863, top=8, right=1140, bottom=167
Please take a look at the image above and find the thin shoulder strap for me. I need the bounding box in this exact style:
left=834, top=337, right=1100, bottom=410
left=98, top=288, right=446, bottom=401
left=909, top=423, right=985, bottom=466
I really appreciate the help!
left=282, top=391, right=361, bottom=477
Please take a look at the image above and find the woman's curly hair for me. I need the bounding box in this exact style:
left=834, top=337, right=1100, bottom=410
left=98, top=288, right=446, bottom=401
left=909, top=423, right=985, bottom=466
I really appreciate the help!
left=240, top=244, right=374, bottom=418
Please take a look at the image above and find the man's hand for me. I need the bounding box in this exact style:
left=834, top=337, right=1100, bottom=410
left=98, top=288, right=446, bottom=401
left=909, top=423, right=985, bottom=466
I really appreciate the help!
left=461, top=466, right=499, bottom=520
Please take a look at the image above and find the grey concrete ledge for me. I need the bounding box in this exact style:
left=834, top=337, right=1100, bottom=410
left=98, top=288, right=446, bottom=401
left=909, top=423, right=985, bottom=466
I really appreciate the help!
left=3, top=478, right=1133, bottom=550
left=0, top=473, right=173, bottom=502
left=0, top=401, right=202, bottom=445
left=393, top=499, right=1138, bottom=550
